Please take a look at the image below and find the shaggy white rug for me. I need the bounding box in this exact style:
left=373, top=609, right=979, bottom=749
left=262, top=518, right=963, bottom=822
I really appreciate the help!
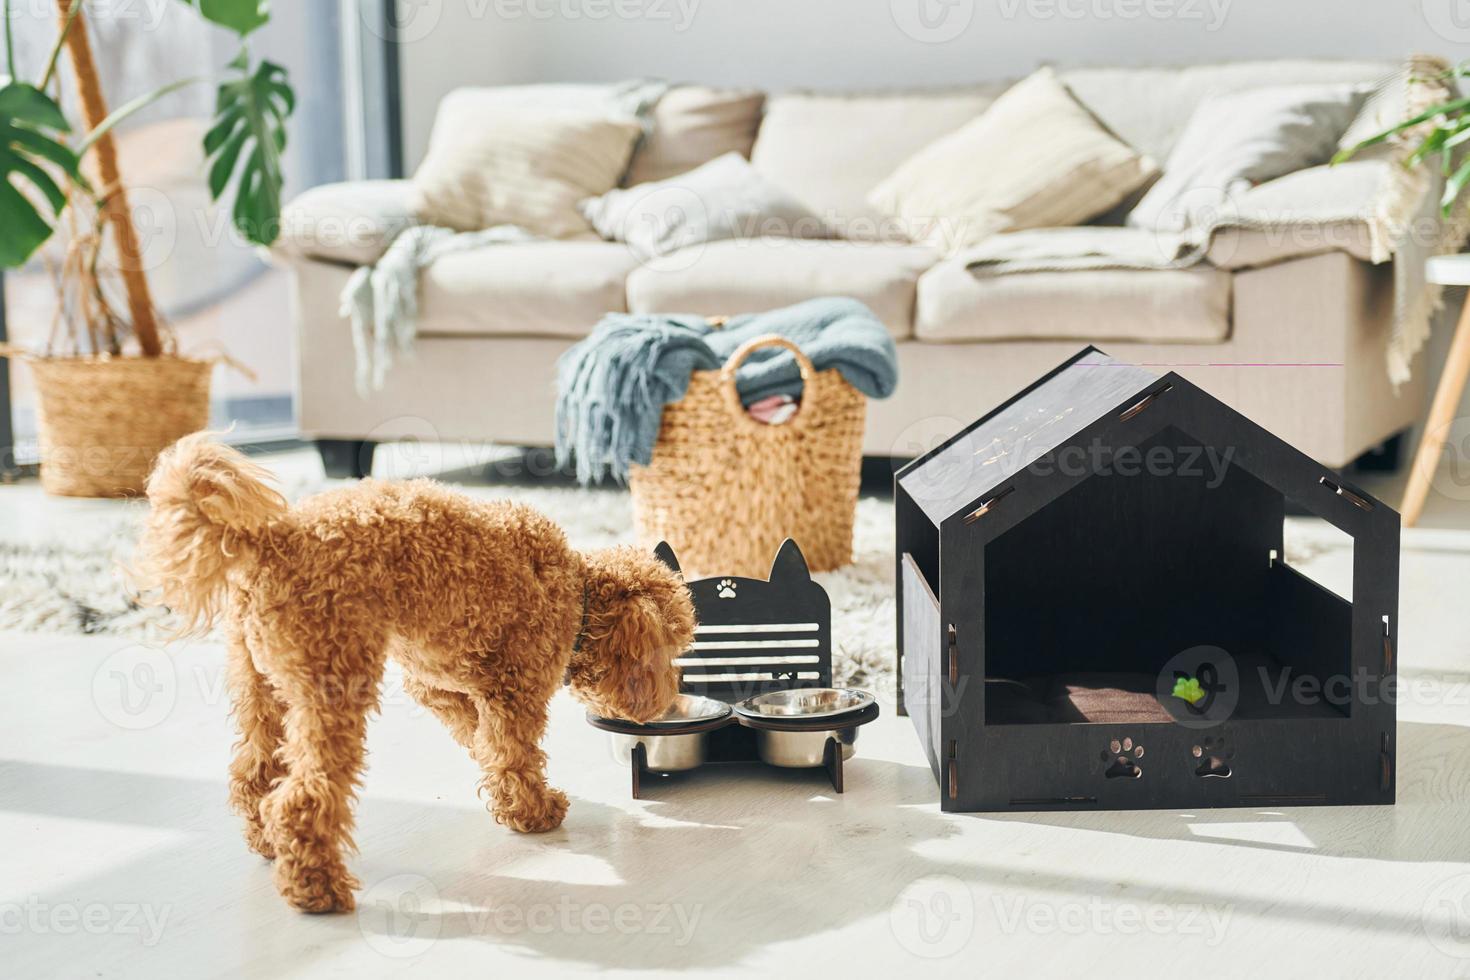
left=3, top=481, right=1466, bottom=684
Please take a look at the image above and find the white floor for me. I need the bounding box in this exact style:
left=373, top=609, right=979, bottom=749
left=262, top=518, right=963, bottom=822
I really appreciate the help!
left=4, top=447, right=1470, bottom=978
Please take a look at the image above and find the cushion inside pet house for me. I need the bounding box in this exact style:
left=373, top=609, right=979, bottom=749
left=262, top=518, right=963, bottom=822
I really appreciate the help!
left=894, top=347, right=1399, bottom=812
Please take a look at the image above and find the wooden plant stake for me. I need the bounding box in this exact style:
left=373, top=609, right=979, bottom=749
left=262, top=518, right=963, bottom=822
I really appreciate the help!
left=56, top=0, right=163, bottom=357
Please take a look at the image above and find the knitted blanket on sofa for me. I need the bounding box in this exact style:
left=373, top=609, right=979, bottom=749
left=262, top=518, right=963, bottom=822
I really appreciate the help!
left=554, top=297, right=898, bottom=483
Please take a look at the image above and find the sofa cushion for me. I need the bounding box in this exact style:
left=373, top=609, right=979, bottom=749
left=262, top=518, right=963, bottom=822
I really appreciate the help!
left=411, top=106, right=642, bottom=235
left=409, top=82, right=665, bottom=165
left=416, top=241, right=641, bottom=338
left=750, top=87, right=1009, bottom=240
left=1127, top=84, right=1367, bottom=233
left=624, top=86, right=766, bottom=186
left=916, top=260, right=1231, bottom=344
left=1205, top=222, right=1374, bottom=270
left=582, top=153, right=825, bottom=260
left=626, top=239, right=938, bottom=339
left=1200, top=163, right=1380, bottom=269
left=276, top=180, right=416, bottom=266
left=1060, top=60, right=1394, bottom=165
left=869, top=68, right=1159, bottom=253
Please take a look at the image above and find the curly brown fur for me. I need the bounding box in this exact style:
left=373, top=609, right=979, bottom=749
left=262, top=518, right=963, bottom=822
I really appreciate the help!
left=138, top=434, right=694, bottom=914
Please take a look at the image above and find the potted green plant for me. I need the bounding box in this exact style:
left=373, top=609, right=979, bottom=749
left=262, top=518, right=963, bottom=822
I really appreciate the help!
left=0, top=0, right=293, bottom=496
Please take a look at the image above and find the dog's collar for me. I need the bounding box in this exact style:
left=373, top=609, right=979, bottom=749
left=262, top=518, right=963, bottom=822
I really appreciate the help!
left=572, top=581, right=590, bottom=654
left=564, top=583, right=591, bottom=688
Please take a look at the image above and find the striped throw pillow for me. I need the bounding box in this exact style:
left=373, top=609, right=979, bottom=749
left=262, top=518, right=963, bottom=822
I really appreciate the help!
left=411, top=107, right=643, bottom=237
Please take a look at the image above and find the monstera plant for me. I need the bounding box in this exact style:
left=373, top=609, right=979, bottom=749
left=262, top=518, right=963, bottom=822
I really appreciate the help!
left=0, top=0, right=294, bottom=497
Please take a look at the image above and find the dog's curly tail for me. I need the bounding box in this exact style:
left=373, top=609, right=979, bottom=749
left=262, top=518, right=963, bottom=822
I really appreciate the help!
left=138, top=432, right=287, bottom=636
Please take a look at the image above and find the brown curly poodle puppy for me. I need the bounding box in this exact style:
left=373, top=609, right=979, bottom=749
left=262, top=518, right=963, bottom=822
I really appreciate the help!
left=138, top=434, right=693, bottom=913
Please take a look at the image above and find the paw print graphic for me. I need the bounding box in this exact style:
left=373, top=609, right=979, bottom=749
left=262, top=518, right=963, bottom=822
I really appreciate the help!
left=716, top=579, right=737, bottom=599
left=1192, top=736, right=1233, bottom=778
left=1102, top=737, right=1144, bottom=779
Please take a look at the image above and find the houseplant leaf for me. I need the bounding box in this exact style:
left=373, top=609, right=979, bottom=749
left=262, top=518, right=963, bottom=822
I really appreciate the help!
left=181, top=0, right=270, bottom=37
left=1331, top=96, right=1470, bottom=165
left=75, top=76, right=201, bottom=158
left=1445, top=157, right=1470, bottom=213
left=203, top=52, right=293, bottom=246
left=1332, top=81, right=1470, bottom=217
left=0, top=81, right=84, bottom=268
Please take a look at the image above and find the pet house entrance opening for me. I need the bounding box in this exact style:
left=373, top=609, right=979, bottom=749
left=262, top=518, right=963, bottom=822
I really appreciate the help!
left=982, top=427, right=1353, bottom=726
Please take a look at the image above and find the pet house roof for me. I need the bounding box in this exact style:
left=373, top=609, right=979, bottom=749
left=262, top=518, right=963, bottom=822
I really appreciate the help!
left=895, top=346, right=1394, bottom=528
left=897, top=347, right=1161, bottom=525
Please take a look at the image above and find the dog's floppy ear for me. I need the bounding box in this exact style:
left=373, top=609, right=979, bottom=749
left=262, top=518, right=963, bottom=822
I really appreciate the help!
left=571, top=546, right=695, bottom=724
left=597, top=591, right=688, bottom=722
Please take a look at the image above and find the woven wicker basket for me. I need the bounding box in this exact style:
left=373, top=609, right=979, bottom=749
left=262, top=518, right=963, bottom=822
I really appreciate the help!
left=27, top=355, right=213, bottom=497
left=629, top=335, right=866, bottom=579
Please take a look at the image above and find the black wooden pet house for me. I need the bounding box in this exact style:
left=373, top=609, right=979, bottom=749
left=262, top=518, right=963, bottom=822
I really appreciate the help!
left=895, top=347, right=1399, bottom=812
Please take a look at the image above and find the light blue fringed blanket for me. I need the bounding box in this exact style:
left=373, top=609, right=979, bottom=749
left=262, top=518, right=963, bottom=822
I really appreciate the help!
left=554, top=297, right=898, bottom=483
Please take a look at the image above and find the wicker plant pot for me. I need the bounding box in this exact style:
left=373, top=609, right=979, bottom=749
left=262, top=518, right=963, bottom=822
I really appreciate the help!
left=27, top=355, right=213, bottom=497
left=629, top=335, right=866, bottom=579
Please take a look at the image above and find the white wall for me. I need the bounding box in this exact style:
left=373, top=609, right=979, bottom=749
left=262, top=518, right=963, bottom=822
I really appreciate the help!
left=395, top=0, right=1463, bottom=167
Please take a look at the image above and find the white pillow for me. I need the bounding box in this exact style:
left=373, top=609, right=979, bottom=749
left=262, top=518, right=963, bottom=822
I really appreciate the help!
left=411, top=107, right=643, bottom=237
left=1127, top=84, right=1369, bottom=233
left=579, top=153, right=826, bottom=259
left=867, top=68, right=1159, bottom=254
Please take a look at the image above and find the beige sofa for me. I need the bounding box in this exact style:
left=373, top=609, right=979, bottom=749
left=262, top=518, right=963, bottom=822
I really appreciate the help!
left=278, top=60, right=1427, bottom=475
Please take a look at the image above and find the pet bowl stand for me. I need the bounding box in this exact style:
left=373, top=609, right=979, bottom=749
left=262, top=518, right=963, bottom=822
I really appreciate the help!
left=588, top=702, right=880, bottom=799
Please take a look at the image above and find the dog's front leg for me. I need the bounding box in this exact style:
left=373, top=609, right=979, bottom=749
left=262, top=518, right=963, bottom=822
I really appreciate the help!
left=470, top=694, right=568, bottom=833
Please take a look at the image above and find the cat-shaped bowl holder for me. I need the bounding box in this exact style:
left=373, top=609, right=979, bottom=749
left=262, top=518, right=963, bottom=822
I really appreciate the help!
left=585, top=539, right=880, bottom=798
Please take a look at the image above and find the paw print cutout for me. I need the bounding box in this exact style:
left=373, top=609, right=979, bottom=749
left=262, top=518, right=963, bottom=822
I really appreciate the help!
left=1102, top=737, right=1144, bottom=779
left=1192, top=736, right=1233, bottom=778
left=716, top=579, right=737, bottom=599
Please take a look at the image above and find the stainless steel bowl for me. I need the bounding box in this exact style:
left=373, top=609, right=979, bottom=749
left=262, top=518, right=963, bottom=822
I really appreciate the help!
left=602, top=694, right=731, bottom=773
left=635, top=693, right=733, bottom=728
left=735, top=689, right=877, bottom=769
left=753, top=726, right=862, bottom=768
left=737, top=688, right=875, bottom=719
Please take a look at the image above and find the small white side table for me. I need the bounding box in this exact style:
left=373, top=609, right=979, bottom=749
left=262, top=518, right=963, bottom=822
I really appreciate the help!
left=1402, top=254, right=1470, bottom=526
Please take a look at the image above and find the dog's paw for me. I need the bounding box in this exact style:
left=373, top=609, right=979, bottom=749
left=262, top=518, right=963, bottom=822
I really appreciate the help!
left=243, top=822, right=277, bottom=861
left=497, top=785, right=569, bottom=834
left=276, top=863, right=359, bottom=914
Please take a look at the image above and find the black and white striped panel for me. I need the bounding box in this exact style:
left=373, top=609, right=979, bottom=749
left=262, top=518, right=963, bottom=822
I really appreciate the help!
left=677, top=621, right=826, bottom=690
